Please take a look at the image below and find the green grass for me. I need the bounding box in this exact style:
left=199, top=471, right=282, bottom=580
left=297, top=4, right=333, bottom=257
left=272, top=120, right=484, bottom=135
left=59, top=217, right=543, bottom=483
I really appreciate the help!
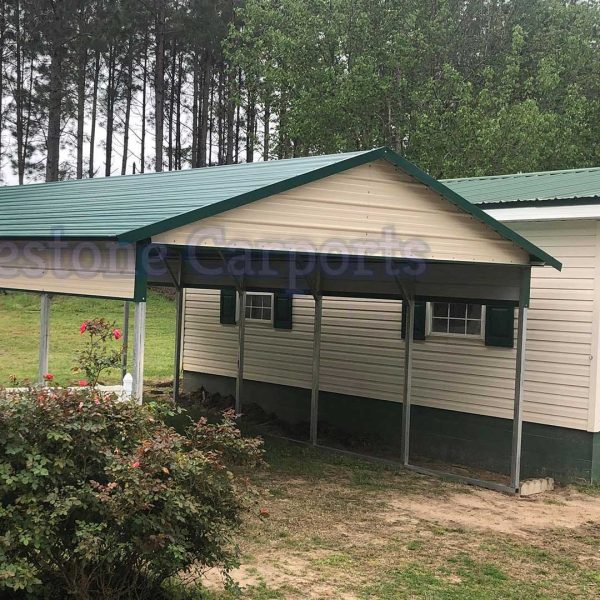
left=0, top=290, right=175, bottom=386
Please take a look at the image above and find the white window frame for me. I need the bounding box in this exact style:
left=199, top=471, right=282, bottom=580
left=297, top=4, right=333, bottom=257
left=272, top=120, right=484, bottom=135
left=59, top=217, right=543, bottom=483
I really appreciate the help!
left=238, top=291, right=275, bottom=325
left=426, top=302, right=486, bottom=340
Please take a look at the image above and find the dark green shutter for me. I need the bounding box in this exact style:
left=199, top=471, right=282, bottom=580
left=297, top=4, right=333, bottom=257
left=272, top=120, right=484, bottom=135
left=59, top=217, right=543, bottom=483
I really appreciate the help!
left=273, top=292, right=293, bottom=330
left=401, top=300, right=426, bottom=341
left=485, top=306, right=515, bottom=348
left=220, top=288, right=237, bottom=324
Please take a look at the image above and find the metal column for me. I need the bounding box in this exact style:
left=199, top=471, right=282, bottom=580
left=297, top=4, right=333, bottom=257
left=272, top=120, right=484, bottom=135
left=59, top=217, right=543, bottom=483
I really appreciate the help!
left=132, top=301, right=146, bottom=403
left=235, top=290, right=246, bottom=415
left=401, top=297, right=414, bottom=465
left=173, top=288, right=184, bottom=402
left=121, top=301, right=130, bottom=380
left=510, top=271, right=529, bottom=491
left=38, top=293, right=51, bottom=385
left=310, top=295, right=323, bottom=445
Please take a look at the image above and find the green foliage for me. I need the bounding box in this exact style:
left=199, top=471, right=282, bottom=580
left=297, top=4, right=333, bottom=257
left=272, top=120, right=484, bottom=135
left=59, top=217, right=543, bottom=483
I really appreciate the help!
left=0, top=388, right=264, bottom=598
left=230, top=0, right=600, bottom=176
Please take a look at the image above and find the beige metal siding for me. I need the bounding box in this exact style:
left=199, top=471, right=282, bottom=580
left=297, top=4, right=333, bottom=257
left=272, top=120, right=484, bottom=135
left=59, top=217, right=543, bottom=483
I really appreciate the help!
left=0, top=240, right=136, bottom=299
left=183, top=220, right=598, bottom=432
left=154, top=160, right=530, bottom=266
left=511, top=220, right=598, bottom=432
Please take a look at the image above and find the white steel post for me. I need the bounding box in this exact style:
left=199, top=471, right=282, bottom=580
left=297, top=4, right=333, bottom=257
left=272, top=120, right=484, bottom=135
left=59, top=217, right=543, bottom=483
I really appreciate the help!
left=38, top=293, right=51, bottom=385
left=511, top=271, right=529, bottom=491
left=132, top=301, right=146, bottom=403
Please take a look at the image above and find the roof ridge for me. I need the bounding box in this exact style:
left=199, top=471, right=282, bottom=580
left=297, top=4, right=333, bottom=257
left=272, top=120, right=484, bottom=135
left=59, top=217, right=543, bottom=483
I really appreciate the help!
left=443, top=165, right=600, bottom=183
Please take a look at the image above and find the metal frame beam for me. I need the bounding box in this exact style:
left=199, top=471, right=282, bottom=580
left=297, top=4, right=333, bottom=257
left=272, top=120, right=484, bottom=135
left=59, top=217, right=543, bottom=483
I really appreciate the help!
left=38, top=293, right=51, bottom=385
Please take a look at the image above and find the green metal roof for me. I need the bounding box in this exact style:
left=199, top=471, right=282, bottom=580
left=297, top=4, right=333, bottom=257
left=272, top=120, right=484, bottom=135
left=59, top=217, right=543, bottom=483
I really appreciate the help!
left=0, top=147, right=561, bottom=270
left=443, top=167, right=600, bottom=206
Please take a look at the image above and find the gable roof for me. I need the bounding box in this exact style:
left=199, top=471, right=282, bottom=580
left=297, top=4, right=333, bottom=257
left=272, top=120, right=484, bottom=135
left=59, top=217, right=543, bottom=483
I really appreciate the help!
left=444, top=166, right=600, bottom=206
left=0, top=147, right=561, bottom=270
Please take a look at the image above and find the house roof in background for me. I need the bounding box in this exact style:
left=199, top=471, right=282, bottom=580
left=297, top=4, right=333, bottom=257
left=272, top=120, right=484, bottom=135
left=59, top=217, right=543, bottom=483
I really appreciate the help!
left=0, top=147, right=561, bottom=269
left=443, top=167, right=600, bottom=206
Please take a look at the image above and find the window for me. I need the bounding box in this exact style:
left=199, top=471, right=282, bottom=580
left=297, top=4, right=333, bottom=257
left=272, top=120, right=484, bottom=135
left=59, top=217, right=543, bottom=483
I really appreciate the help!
left=429, top=302, right=484, bottom=337
left=244, top=292, right=273, bottom=322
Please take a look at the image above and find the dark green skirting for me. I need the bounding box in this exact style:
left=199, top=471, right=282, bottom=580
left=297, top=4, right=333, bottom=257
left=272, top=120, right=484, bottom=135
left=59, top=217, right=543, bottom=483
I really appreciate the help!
left=183, top=371, right=600, bottom=484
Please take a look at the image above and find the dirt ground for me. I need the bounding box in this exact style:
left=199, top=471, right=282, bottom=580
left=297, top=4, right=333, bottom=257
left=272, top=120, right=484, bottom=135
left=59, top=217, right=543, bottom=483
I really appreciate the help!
left=201, top=440, right=600, bottom=599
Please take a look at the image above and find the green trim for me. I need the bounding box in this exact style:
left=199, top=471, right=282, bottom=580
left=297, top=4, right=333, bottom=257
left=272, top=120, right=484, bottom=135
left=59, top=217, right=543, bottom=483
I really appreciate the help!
left=133, top=241, right=149, bottom=302
left=117, top=147, right=561, bottom=272
left=379, top=149, right=562, bottom=271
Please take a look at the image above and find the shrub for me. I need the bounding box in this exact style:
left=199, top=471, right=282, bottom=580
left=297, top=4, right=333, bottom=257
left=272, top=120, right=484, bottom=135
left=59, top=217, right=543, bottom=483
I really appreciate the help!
left=75, top=318, right=124, bottom=387
left=0, top=388, right=264, bottom=599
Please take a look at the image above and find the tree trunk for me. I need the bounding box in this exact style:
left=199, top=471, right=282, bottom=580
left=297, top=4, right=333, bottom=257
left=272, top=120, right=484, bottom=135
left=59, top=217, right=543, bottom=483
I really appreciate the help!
left=89, top=51, right=100, bottom=179
left=105, top=46, right=115, bottom=177
left=263, top=102, right=270, bottom=161
left=121, top=40, right=134, bottom=176
left=76, top=47, right=87, bottom=179
left=175, top=51, right=182, bottom=170
left=14, top=0, right=23, bottom=183
left=167, top=39, right=176, bottom=171
left=140, top=35, right=148, bottom=173
left=199, top=57, right=211, bottom=167
left=0, top=0, right=6, bottom=175
left=225, top=72, right=235, bottom=165
left=191, top=53, right=199, bottom=168
left=246, top=89, right=256, bottom=163
left=154, top=0, right=166, bottom=172
left=45, top=47, right=63, bottom=182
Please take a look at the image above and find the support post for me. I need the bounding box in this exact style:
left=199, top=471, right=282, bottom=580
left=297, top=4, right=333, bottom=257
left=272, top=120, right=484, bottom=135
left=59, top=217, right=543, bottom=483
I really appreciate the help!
left=173, top=288, right=184, bottom=402
left=235, top=290, right=246, bottom=415
left=121, top=301, right=130, bottom=380
left=401, top=297, right=414, bottom=465
left=173, top=253, right=184, bottom=402
left=510, top=273, right=529, bottom=491
left=38, top=293, right=51, bottom=385
left=310, top=295, right=323, bottom=445
left=132, top=301, right=146, bottom=403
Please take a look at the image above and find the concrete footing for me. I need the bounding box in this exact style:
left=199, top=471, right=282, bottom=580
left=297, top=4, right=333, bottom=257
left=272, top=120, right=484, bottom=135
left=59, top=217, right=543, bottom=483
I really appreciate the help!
left=520, top=477, right=555, bottom=497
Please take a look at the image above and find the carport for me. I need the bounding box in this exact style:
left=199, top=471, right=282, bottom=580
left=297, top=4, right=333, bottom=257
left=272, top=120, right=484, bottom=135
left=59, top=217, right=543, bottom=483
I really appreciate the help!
left=0, top=147, right=561, bottom=494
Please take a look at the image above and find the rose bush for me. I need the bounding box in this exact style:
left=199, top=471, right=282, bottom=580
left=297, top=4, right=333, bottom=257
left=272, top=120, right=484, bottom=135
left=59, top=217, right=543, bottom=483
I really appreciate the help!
left=75, top=319, right=124, bottom=387
left=0, top=388, right=264, bottom=599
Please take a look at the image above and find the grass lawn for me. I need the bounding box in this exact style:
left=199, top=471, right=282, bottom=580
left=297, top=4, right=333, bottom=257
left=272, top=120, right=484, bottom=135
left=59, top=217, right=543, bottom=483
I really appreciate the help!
left=198, top=438, right=600, bottom=599
left=0, top=290, right=175, bottom=386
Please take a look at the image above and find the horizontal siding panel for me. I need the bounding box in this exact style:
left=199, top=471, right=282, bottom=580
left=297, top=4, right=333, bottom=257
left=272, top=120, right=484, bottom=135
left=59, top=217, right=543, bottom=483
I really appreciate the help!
left=183, top=217, right=595, bottom=432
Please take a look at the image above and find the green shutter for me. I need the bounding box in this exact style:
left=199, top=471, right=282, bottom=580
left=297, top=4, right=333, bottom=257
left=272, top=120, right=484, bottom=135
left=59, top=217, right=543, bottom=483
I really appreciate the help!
left=274, top=293, right=293, bottom=330
left=485, top=306, right=515, bottom=348
left=401, top=301, right=426, bottom=341
left=220, top=288, right=237, bottom=324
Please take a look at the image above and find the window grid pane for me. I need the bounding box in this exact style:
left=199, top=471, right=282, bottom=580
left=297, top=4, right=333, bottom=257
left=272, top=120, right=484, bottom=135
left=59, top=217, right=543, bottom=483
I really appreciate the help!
left=431, top=302, right=482, bottom=337
left=245, top=293, right=273, bottom=322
